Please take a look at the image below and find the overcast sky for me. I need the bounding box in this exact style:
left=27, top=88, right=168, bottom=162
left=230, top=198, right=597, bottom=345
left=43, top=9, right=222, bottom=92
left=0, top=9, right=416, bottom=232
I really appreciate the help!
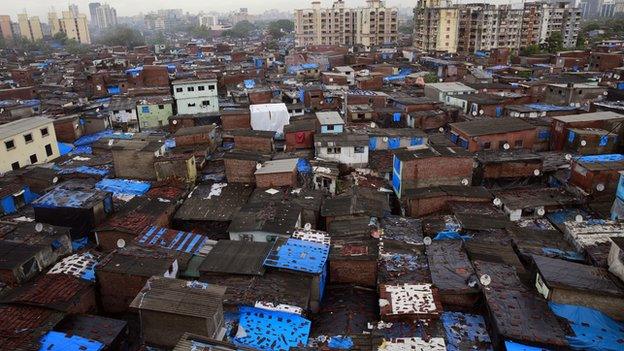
left=1, top=0, right=426, bottom=19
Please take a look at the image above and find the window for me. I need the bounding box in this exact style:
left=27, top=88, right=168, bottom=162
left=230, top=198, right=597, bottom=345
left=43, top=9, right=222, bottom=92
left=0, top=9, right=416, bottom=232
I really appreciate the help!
left=188, top=103, right=196, bottom=107
left=5, top=139, right=15, bottom=151
left=45, top=144, right=53, bottom=156
left=142, top=106, right=150, bottom=113
left=354, top=146, right=365, bottom=153
left=326, top=124, right=334, bottom=131
left=40, top=127, right=49, bottom=137
left=327, top=147, right=341, bottom=154
left=24, top=133, right=33, bottom=143
left=208, top=85, right=215, bottom=90
left=202, top=100, right=210, bottom=106
left=125, top=109, right=132, bottom=113
left=158, top=105, right=164, bottom=109
left=29, top=154, right=38, bottom=164
left=11, top=161, right=19, bottom=170
left=176, top=87, right=183, bottom=93
left=515, top=140, right=523, bottom=148
left=483, top=142, right=491, bottom=150
left=187, top=87, right=195, bottom=92
left=198, top=85, right=205, bottom=91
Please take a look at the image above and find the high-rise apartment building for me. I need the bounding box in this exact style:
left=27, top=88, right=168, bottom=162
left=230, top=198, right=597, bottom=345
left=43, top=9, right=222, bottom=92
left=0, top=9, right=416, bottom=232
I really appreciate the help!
left=0, top=15, right=13, bottom=40
left=295, top=0, right=398, bottom=50
left=413, top=0, right=581, bottom=54
left=89, top=2, right=118, bottom=30
left=17, top=14, right=43, bottom=41
left=49, top=8, right=91, bottom=44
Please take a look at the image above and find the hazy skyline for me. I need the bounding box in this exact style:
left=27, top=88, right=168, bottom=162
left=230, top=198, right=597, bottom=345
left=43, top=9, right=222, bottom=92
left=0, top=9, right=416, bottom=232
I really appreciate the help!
left=0, top=0, right=423, bottom=19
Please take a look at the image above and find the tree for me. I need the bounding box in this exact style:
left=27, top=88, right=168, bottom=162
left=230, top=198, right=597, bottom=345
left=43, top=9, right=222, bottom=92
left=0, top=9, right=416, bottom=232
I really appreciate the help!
left=545, top=32, right=563, bottom=53
left=423, top=72, right=438, bottom=83
left=187, top=25, right=212, bottom=40
left=222, top=20, right=256, bottom=38
left=520, top=44, right=542, bottom=56
left=65, top=39, right=89, bottom=55
left=399, top=19, right=414, bottom=35
left=53, top=31, right=68, bottom=44
left=96, top=26, right=145, bottom=48
left=268, top=19, right=294, bottom=38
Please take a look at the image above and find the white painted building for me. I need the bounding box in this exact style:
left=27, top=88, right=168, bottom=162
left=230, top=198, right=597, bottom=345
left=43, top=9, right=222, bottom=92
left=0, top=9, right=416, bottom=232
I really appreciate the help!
left=315, top=132, right=369, bottom=167
left=172, top=79, right=219, bottom=115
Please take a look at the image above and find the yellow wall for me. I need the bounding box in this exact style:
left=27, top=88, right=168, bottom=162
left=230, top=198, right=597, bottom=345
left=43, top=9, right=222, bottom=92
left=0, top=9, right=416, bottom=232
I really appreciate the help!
left=0, top=121, right=60, bottom=173
left=436, top=8, right=458, bottom=54
left=18, top=14, right=43, bottom=41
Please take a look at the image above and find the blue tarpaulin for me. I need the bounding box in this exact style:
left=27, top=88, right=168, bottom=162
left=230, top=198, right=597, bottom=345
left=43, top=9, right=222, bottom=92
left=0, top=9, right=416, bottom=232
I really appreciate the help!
left=58, top=166, right=109, bottom=177
left=599, top=135, right=609, bottom=147
left=388, top=137, right=401, bottom=149
left=264, top=238, right=329, bottom=274
left=297, top=158, right=312, bottom=173
left=233, top=306, right=311, bottom=351
left=244, top=79, right=256, bottom=89
left=410, top=137, right=423, bottom=146
left=73, top=130, right=133, bottom=147
left=442, top=312, right=493, bottom=351
left=538, top=130, right=551, bottom=141
left=577, top=154, right=624, bottom=163
left=57, top=142, right=74, bottom=156
left=504, top=341, right=550, bottom=351
left=72, top=237, right=89, bottom=251
left=95, top=179, right=151, bottom=196
left=287, top=63, right=319, bottom=74
left=541, top=247, right=585, bottom=262
left=165, top=139, right=176, bottom=149
left=549, top=302, right=624, bottom=351
left=369, top=137, right=377, bottom=151
left=393, top=112, right=401, bottom=122
left=39, top=331, right=104, bottom=351
left=434, top=231, right=471, bottom=241
left=327, top=336, right=354, bottom=349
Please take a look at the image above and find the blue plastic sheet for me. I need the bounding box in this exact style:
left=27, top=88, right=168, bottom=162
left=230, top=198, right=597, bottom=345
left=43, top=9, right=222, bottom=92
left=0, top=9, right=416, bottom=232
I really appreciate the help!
left=263, top=238, right=329, bottom=274
left=72, top=237, right=89, bottom=251
left=39, top=331, right=104, bottom=351
left=442, top=312, right=492, bottom=351
left=568, top=130, right=575, bottom=143
left=388, top=137, right=401, bottom=149
left=297, top=158, right=311, bottom=173
left=549, top=302, right=624, bottom=351
left=328, top=336, right=354, bottom=349
left=599, top=135, right=609, bottom=147
left=233, top=306, right=311, bottom=351
left=95, top=179, right=151, bottom=196
left=393, top=112, right=401, bottom=122
left=434, top=231, right=470, bottom=241
left=541, top=247, right=585, bottom=262
left=57, top=142, right=74, bottom=156
left=369, top=137, right=377, bottom=151
left=504, top=340, right=550, bottom=351
left=244, top=79, right=256, bottom=89
left=577, top=154, right=624, bottom=163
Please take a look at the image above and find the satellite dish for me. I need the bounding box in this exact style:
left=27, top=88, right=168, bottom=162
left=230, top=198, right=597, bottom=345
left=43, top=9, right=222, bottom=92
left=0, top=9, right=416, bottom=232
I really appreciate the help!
left=472, top=111, right=478, bottom=116
left=493, top=198, right=502, bottom=206
left=575, top=214, right=583, bottom=223
left=370, top=122, right=377, bottom=128
left=382, top=137, right=388, bottom=142
left=479, top=109, right=484, bottom=115
left=461, top=178, right=469, bottom=186
left=596, top=183, right=605, bottom=192
left=503, top=143, right=510, bottom=150
left=108, top=139, right=114, bottom=146
left=603, top=91, right=609, bottom=96
left=256, top=163, right=262, bottom=170
left=565, top=154, right=572, bottom=161
left=533, top=169, right=540, bottom=176
left=480, top=274, right=491, bottom=287
left=438, top=127, right=444, bottom=133
left=172, top=120, right=178, bottom=125
left=35, top=223, right=43, bottom=232
left=423, top=236, right=432, bottom=246
left=52, top=176, right=58, bottom=184
left=116, top=238, right=126, bottom=248
left=580, top=140, right=587, bottom=146
left=537, top=208, right=546, bottom=216
left=304, top=223, right=312, bottom=230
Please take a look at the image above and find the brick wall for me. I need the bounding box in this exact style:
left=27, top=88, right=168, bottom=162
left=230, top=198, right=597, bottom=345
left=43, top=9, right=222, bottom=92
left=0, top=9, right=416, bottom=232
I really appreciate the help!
left=285, top=130, right=315, bottom=150
left=221, top=111, right=251, bottom=131
left=329, top=259, right=377, bottom=287
left=0, top=86, right=37, bottom=100
left=255, top=170, right=297, bottom=188
left=97, top=271, right=151, bottom=314
left=233, top=135, right=273, bottom=153
left=53, top=118, right=83, bottom=143
left=224, top=158, right=257, bottom=183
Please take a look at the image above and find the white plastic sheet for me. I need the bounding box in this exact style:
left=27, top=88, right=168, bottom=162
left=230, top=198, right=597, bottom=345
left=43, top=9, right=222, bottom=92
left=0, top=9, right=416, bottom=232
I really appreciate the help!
left=250, top=103, right=290, bottom=134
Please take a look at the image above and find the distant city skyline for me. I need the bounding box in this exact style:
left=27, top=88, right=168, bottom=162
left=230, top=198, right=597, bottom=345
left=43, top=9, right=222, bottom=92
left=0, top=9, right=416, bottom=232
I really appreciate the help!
left=1, top=0, right=434, bottom=19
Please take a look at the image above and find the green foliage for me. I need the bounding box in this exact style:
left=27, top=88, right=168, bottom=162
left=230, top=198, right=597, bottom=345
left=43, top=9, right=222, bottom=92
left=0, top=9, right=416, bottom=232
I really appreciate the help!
left=399, top=19, right=414, bottom=35
left=222, top=20, right=256, bottom=38
left=53, top=31, right=68, bottom=44
left=268, top=19, right=294, bottom=38
left=65, top=39, right=89, bottom=55
left=187, top=25, right=212, bottom=40
left=424, top=72, right=438, bottom=83
left=520, top=44, right=542, bottom=56
left=545, top=32, right=563, bottom=53
left=96, top=26, right=145, bottom=48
